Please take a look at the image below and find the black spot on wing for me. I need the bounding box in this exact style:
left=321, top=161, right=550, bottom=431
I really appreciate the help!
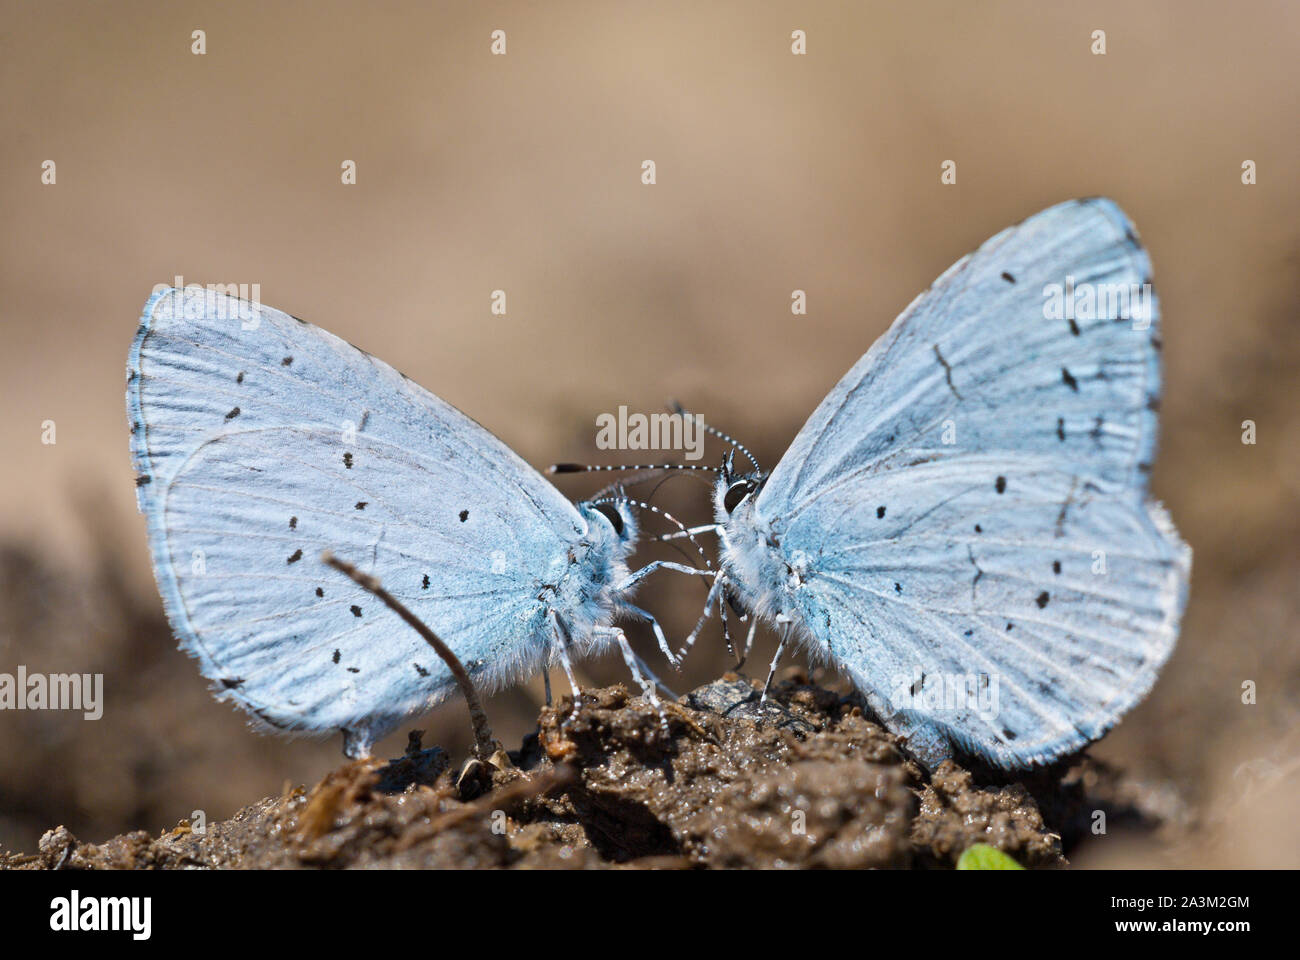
left=135, top=474, right=151, bottom=487
left=459, top=509, right=469, bottom=522
left=343, top=452, right=353, bottom=468
left=347, top=666, right=360, bottom=674
left=1068, top=318, right=1081, bottom=336
left=995, top=476, right=1006, bottom=494
left=422, top=574, right=430, bottom=589
left=414, top=663, right=429, bottom=678
left=287, top=549, right=303, bottom=564
left=1001, top=271, right=1015, bottom=284
left=224, top=406, right=241, bottom=421
left=876, top=505, right=886, bottom=519
left=1056, top=417, right=1066, bottom=442
left=350, top=604, right=362, bottom=617
left=332, top=649, right=340, bottom=664
left=220, top=677, right=244, bottom=689
left=289, top=516, right=298, bottom=529
left=315, top=587, right=324, bottom=597
left=1061, top=367, right=1079, bottom=391
left=974, top=524, right=982, bottom=533
left=894, top=582, right=902, bottom=594
left=355, top=501, right=367, bottom=510
left=236, top=371, right=245, bottom=384
left=281, top=356, right=293, bottom=366
left=1002, top=727, right=1018, bottom=741
left=1035, top=591, right=1050, bottom=609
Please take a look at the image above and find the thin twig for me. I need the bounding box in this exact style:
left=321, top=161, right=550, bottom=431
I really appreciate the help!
left=322, top=551, right=498, bottom=761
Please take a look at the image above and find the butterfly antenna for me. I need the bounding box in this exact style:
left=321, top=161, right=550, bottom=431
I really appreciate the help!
left=593, top=467, right=706, bottom=503
left=550, top=461, right=719, bottom=475
left=322, top=551, right=501, bottom=763
left=592, top=496, right=713, bottom=575
left=669, top=401, right=760, bottom=472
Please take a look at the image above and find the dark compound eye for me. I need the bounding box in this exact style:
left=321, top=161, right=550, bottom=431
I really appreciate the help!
left=593, top=503, right=624, bottom=536
left=724, top=480, right=754, bottom=514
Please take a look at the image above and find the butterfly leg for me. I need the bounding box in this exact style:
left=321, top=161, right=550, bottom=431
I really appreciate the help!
left=737, top=617, right=758, bottom=670
left=676, top=574, right=723, bottom=661
left=654, top=524, right=722, bottom=542
left=621, top=602, right=680, bottom=667
left=599, top=625, right=680, bottom=700
left=718, top=590, right=734, bottom=661
left=538, top=636, right=553, bottom=706
left=760, top=624, right=791, bottom=704
left=548, top=611, right=583, bottom=716
left=606, top=628, right=670, bottom=736
left=619, top=560, right=715, bottom=591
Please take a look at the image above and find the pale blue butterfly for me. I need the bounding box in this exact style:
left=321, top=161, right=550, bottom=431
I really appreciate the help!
left=127, top=287, right=706, bottom=758
left=674, top=198, right=1191, bottom=770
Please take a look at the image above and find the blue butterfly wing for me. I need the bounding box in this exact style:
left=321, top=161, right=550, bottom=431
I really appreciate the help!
left=128, top=287, right=588, bottom=750
left=755, top=198, right=1190, bottom=767
left=784, top=457, right=1187, bottom=766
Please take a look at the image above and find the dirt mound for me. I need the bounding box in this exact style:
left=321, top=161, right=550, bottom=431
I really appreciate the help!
left=2, top=676, right=1183, bottom=869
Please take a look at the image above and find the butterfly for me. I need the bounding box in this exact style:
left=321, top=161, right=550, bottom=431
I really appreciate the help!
left=678, top=198, right=1191, bottom=770
left=127, top=286, right=706, bottom=757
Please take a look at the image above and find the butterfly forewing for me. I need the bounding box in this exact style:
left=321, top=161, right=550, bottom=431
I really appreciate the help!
left=763, top=198, right=1162, bottom=516
left=129, top=287, right=585, bottom=747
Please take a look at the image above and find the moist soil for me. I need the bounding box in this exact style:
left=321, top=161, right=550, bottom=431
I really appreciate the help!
left=1, top=674, right=1184, bottom=869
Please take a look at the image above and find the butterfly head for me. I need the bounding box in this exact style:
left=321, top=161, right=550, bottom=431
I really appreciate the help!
left=580, top=498, right=638, bottom=547
left=715, top=449, right=766, bottom=523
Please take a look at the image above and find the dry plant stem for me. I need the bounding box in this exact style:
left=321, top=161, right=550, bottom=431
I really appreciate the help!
left=321, top=551, right=498, bottom=761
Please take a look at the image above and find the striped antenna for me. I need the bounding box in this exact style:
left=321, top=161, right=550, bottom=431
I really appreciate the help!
left=669, top=401, right=760, bottom=472
left=550, top=462, right=719, bottom=475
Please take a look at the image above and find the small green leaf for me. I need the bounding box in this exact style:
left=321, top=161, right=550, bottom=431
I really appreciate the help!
left=956, top=843, right=1024, bottom=870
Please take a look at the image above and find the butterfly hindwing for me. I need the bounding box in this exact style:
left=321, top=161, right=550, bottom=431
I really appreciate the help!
left=782, top=454, right=1187, bottom=766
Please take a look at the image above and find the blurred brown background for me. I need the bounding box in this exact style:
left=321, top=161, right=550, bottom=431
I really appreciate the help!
left=1, top=1, right=1297, bottom=865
